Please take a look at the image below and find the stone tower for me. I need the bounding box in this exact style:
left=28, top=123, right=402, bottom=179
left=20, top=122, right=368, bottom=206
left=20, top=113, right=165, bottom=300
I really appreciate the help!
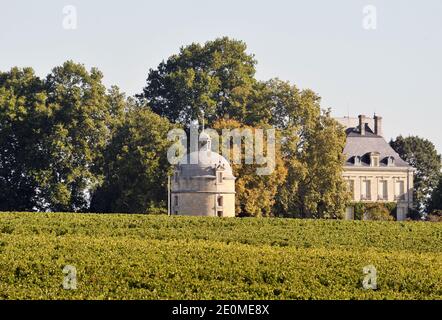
left=170, top=130, right=236, bottom=217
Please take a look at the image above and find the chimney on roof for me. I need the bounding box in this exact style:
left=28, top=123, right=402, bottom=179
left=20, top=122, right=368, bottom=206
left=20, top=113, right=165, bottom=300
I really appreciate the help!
left=374, top=114, right=383, bottom=136
left=358, top=114, right=366, bottom=135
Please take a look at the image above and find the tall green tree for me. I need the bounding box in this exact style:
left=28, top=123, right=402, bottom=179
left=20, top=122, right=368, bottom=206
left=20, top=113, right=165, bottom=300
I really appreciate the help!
left=138, top=37, right=258, bottom=126
left=428, top=175, right=442, bottom=213
left=212, top=118, right=287, bottom=217
left=90, top=102, right=175, bottom=213
left=0, top=63, right=125, bottom=212
left=390, top=136, right=441, bottom=211
left=262, top=79, right=349, bottom=218
left=0, top=67, right=49, bottom=211
left=38, top=61, right=117, bottom=211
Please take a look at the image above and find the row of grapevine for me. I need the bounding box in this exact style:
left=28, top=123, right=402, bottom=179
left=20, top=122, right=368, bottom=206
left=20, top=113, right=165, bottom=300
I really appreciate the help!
left=0, top=212, right=441, bottom=299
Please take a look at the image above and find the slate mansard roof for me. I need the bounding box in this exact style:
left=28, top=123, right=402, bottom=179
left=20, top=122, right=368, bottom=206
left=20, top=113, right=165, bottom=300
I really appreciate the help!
left=337, top=117, right=412, bottom=168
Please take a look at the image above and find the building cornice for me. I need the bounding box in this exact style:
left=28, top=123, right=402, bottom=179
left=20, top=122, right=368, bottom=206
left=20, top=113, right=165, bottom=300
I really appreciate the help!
left=343, top=166, right=415, bottom=173
left=171, top=191, right=236, bottom=194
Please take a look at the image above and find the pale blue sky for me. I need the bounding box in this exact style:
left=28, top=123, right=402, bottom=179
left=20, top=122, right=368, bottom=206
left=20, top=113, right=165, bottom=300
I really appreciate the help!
left=1, top=0, right=441, bottom=152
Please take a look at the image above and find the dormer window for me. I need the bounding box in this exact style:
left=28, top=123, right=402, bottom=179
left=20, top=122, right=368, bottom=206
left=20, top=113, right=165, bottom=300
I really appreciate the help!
left=354, top=156, right=361, bottom=166
left=387, top=156, right=395, bottom=166
left=370, top=152, right=380, bottom=167
left=372, top=157, right=379, bottom=167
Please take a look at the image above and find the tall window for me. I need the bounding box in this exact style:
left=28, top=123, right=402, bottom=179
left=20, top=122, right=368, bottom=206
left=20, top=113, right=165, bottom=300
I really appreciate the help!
left=361, top=180, right=371, bottom=200
left=217, top=172, right=223, bottom=184
left=174, top=195, right=178, bottom=207
left=217, top=196, right=223, bottom=207
left=395, top=180, right=405, bottom=200
left=378, top=180, right=388, bottom=200
left=347, top=180, right=355, bottom=200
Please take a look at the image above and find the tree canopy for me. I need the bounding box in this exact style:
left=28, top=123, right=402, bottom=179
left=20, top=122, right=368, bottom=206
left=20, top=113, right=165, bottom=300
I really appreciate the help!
left=212, top=118, right=287, bottom=217
left=90, top=100, right=175, bottom=213
left=390, top=135, right=441, bottom=212
left=261, top=80, right=350, bottom=218
left=428, top=175, right=442, bottom=214
left=40, top=61, right=115, bottom=211
left=0, top=61, right=168, bottom=211
left=138, top=37, right=258, bottom=126
left=0, top=67, right=48, bottom=211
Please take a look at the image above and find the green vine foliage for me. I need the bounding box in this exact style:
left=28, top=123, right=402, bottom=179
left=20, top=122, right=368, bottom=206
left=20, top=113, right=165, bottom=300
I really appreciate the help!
left=0, top=212, right=441, bottom=299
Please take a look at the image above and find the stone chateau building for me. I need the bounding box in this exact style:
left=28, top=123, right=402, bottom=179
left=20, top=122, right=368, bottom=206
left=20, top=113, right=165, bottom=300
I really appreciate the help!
left=336, top=114, right=415, bottom=221
left=169, top=131, right=236, bottom=217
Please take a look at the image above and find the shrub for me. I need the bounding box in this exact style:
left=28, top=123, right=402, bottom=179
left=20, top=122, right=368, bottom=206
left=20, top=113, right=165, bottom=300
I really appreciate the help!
left=408, top=208, right=423, bottom=221
left=427, top=209, right=442, bottom=222
left=350, top=202, right=396, bottom=221
left=365, top=204, right=394, bottom=221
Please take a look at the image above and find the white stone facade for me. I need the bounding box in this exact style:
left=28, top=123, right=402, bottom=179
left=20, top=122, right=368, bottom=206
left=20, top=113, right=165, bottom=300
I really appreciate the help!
left=343, top=167, right=414, bottom=221
left=337, top=115, right=415, bottom=221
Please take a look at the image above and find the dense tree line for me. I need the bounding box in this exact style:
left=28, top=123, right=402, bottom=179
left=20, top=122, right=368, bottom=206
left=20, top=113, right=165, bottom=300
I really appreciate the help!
left=1, top=37, right=440, bottom=216
left=0, top=62, right=172, bottom=213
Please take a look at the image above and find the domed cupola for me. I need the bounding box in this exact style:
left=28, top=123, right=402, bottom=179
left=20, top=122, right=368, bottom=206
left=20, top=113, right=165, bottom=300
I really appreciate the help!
left=199, top=130, right=211, bottom=151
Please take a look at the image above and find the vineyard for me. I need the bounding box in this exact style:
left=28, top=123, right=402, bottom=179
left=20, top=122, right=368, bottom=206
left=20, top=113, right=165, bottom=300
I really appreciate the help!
left=0, top=212, right=441, bottom=299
